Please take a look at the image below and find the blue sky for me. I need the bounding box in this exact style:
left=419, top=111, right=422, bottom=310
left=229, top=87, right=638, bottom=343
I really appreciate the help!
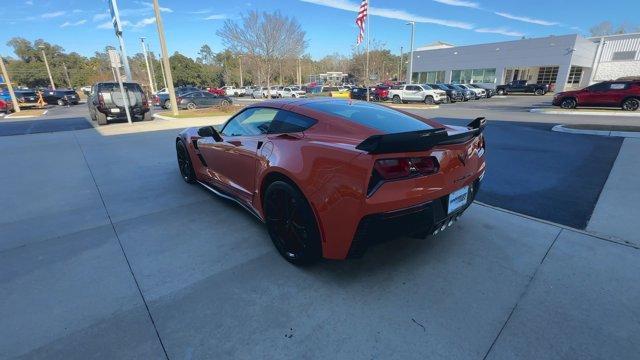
left=2, top=0, right=639, bottom=60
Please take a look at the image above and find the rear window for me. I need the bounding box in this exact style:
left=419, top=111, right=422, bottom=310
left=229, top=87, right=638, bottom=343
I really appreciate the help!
left=98, top=83, right=143, bottom=93
left=269, top=110, right=317, bottom=134
left=303, top=100, right=433, bottom=133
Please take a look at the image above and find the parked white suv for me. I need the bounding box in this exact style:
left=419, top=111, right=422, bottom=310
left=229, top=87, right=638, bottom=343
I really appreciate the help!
left=278, top=86, right=307, bottom=98
left=221, top=86, right=246, bottom=97
left=388, top=84, right=447, bottom=104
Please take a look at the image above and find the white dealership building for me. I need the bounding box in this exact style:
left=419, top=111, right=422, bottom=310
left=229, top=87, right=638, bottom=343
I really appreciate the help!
left=408, top=32, right=640, bottom=92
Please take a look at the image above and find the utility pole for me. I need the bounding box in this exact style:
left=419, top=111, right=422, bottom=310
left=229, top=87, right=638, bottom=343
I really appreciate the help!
left=109, top=0, right=132, bottom=81
left=0, top=55, right=20, bottom=112
left=399, top=46, right=403, bottom=82
left=407, top=21, right=415, bottom=84
left=146, top=45, right=158, bottom=91
left=140, top=37, right=156, bottom=94
left=153, top=0, right=178, bottom=115
left=62, top=62, right=72, bottom=88
left=39, top=46, right=55, bottom=89
left=238, top=55, right=243, bottom=87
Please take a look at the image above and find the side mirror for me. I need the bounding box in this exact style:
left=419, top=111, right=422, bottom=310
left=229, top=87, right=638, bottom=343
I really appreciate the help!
left=197, top=126, right=223, bottom=142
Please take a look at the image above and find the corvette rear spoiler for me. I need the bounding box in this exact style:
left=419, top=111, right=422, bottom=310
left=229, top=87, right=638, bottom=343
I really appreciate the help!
left=356, top=117, right=486, bottom=154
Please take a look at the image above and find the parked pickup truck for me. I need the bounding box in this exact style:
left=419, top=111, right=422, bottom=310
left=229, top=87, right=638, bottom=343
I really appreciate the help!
left=495, top=80, right=548, bottom=95
left=221, top=86, right=246, bottom=97
left=388, top=84, right=447, bottom=104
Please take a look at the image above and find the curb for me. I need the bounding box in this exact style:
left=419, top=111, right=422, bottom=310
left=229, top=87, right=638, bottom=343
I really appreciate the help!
left=551, top=124, right=640, bottom=138
left=530, top=108, right=640, bottom=117
left=387, top=104, right=440, bottom=110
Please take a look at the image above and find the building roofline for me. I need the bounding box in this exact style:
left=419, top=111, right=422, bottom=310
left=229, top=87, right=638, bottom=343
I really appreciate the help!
left=588, top=32, right=640, bottom=40
left=413, top=34, right=580, bottom=52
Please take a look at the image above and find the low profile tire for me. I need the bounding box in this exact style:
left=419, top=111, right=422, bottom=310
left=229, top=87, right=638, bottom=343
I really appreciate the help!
left=535, top=89, right=544, bottom=96
left=424, top=95, right=435, bottom=105
left=392, top=95, right=401, bottom=104
left=176, top=140, right=196, bottom=183
left=560, top=98, right=577, bottom=109
left=264, top=181, right=322, bottom=265
left=186, top=102, right=197, bottom=110
left=164, top=99, right=171, bottom=110
left=96, top=111, right=107, bottom=125
left=57, top=99, right=65, bottom=106
left=622, top=98, right=640, bottom=111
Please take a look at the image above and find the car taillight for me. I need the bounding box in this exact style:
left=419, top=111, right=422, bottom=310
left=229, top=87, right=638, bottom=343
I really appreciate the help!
left=374, top=156, right=439, bottom=180
left=98, top=94, right=105, bottom=108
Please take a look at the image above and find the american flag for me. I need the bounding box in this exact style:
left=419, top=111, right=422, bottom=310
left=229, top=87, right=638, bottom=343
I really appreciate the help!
left=355, top=0, right=368, bottom=45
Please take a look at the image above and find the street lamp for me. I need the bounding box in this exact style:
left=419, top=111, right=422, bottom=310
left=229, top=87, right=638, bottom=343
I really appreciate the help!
left=39, top=45, right=55, bottom=90
left=140, top=37, right=156, bottom=94
left=238, top=55, right=243, bottom=88
left=406, top=21, right=415, bottom=84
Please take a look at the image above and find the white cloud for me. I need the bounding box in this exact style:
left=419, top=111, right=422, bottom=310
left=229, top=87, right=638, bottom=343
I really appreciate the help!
left=494, top=12, right=558, bottom=26
left=433, top=0, right=480, bottom=9
left=139, top=1, right=173, bottom=13
left=93, top=13, right=109, bottom=21
left=132, top=17, right=156, bottom=28
left=61, top=19, right=87, bottom=28
left=72, top=9, right=83, bottom=13
left=204, top=14, right=228, bottom=20
left=190, top=9, right=212, bottom=14
left=299, top=0, right=473, bottom=30
left=25, top=0, right=33, bottom=5
left=41, top=11, right=65, bottom=18
left=97, top=20, right=113, bottom=29
left=475, top=27, right=524, bottom=37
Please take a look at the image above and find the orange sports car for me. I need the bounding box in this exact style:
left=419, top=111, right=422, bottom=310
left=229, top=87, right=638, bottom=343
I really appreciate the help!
left=176, top=99, right=486, bottom=264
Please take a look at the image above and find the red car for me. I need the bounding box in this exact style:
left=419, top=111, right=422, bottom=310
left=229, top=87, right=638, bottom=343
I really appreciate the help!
left=208, top=87, right=226, bottom=96
left=553, top=80, right=640, bottom=111
left=0, top=97, right=14, bottom=114
left=372, top=85, right=389, bottom=101
left=176, top=99, right=486, bottom=264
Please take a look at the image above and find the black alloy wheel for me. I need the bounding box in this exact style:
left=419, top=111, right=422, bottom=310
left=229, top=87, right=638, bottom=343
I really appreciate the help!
left=176, top=140, right=195, bottom=183
left=622, top=98, right=639, bottom=111
left=560, top=98, right=577, bottom=109
left=264, top=181, right=321, bottom=265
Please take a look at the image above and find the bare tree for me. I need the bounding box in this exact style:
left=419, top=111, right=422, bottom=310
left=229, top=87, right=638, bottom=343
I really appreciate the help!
left=217, top=11, right=307, bottom=96
left=589, top=21, right=639, bottom=36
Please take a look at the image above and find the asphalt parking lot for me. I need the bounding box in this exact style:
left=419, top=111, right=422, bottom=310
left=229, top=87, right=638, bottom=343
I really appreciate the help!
left=1, top=96, right=639, bottom=359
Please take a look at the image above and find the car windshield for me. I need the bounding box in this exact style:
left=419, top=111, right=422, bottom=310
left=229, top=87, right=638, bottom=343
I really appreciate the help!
left=302, top=100, right=434, bottom=133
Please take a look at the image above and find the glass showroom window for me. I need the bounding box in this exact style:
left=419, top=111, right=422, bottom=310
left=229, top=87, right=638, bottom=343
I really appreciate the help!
left=424, top=71, right=445, bottom=83
left=536, top=66, right=559, bottom=84
left=567, top=66, right=583, bottom=85
left=453, top=68, right=496, bottom=83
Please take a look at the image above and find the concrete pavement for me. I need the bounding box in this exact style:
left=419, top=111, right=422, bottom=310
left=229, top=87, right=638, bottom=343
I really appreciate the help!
left=1, top=120, right=639, bottom=359
left=587, top=138, right=640, bottom=246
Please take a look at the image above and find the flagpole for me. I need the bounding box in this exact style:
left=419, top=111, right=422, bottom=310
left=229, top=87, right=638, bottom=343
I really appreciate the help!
left=365, top=0, right=370, bottom=102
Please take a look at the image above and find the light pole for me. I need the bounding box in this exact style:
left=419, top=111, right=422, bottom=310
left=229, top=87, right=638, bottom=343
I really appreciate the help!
left=146, top=43, right=158, bottom=91
left=140, top=37, right=155, bottom=94
left=406, top=21, right=415, bottom=84
left=238, top=55, right=243, bottom=87
left=152, top=0, right=178, bottom=115
left=39, top=45, right=56, bottom=89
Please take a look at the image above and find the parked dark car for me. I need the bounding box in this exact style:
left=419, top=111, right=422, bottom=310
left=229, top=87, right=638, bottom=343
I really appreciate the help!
left=428, top=83, right=464, bottom=103
left=445, top=84, right=473, bottom=101
left=349, top=87, right=370, bottom=101
left=41, top=89, right=80, bottom=105
left=155, top=86, right=200, bottom=109
left=495, top=80, right=547, bottom=95
left=13, top=90, right=40, bottom=107
left=178, top=91, right=233, bottom=110
left=552, top=80, right=640, bottom=111
left=87, top=82, right=151, bottom=125
left=468, top=84, right=495, bottom=98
